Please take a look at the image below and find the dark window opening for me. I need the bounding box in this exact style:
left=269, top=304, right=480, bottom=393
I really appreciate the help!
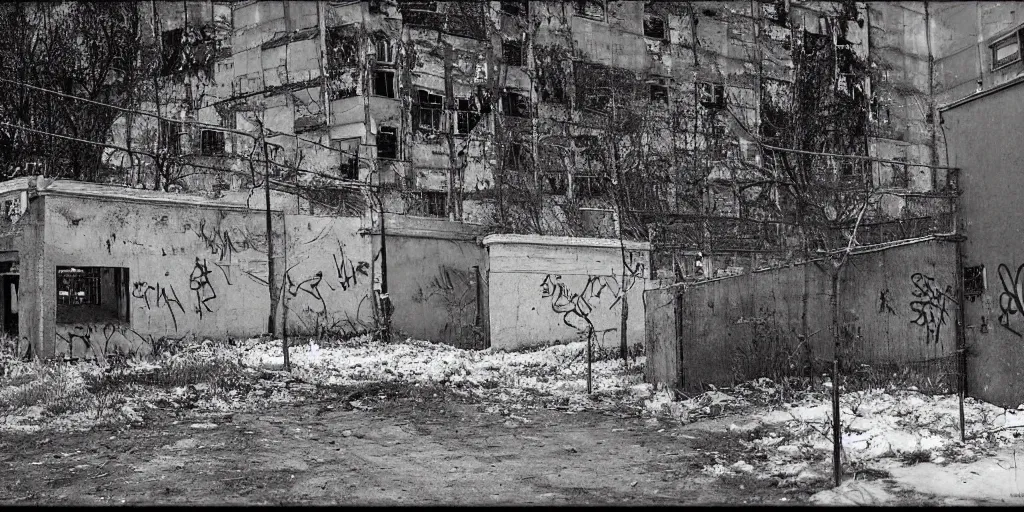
left=545, top=172, right=567, bottom=195
left=422, top=191, right=446, bottom=217
left=991, top=30, right=1022, bottom=70
left=373, top=70, right=396, bottom=98
left=159, top=119, right=181, bottom=155
left=803, top=30, right=828, bottom=55
left=964, top=265, right=985, bottom=299
left=368, top=0, right=383, bottom=14
left=504, top=141, right=530, bottom=169
left=200, top=130, right=226, bottom=156
left=416, top=90, right=445, bottom=132
left=574, top=0, right=605, bottom=21
left=377, top=127, right=397, bottom=159
left=56, top=266, right=129, bottom=324
left=697, top=82, right=726, bottom=109
left=503, top=39, right=524, bottom=67
left=455, top=98, right=481, bottom=135
left=838, top=160, right=868, bottom=184
left=501, top=90, right=530, bottom=118
left=160, top=28, right=184, bottom=76
left=574, top=175, right=606, bottom=197
left=501, top=1, right=526, bottom=16
left=644, top=13, right=667, bottom=40
left=650, top=79, right=669, bottom=103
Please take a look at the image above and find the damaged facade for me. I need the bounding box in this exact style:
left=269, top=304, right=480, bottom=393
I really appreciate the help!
left=96, top=1, right=1001, bottom=283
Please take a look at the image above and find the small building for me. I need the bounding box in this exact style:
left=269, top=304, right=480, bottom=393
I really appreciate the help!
left=0, top=177, right=375, bottom=360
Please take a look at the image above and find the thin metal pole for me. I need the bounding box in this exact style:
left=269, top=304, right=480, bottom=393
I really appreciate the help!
left=587, top=326, right=593, bottom=395
left=831, top=270, right=842, bottom=487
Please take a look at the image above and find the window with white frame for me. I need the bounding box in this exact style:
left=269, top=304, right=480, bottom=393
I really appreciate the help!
left=991, top=28, right=1022, bottom=70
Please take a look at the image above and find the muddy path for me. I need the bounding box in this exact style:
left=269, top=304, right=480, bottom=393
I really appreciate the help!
left=0, top=384, right=872, bottom=505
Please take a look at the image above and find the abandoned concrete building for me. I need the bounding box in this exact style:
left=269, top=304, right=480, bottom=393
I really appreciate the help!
left=94, top=0, right=1022, bottom=279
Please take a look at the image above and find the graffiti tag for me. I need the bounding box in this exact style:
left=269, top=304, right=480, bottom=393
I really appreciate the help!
left=189, top=258, right=218, bottom=317
left=132, top=281, right=186, bottom=331
left=909, top=272, right=955, bottom=345
left=997, top=263, right=1024, bottom=337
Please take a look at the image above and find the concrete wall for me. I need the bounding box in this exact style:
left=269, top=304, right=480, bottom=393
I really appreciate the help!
left=377, top=215, right=488, bottom=349
left=942, top=81, right=1024, bottom=408
left=485, top=234, right=651, bottom=351
left=646, top=238, right=957, bottom=391
left=42, top=193, right=286, bottom=359
left=282, top=214, right=375, bottom=338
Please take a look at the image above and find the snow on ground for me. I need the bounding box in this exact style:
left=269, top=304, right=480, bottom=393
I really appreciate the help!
left=239, top=335, right=646, bottom=411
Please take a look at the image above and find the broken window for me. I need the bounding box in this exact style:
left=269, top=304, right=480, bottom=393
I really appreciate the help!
left=870, top=97, right=891, bottom=125
left=573, top=0, right=606, bottom=21
left=500, top=0, right=526, bottom=16
left=373, top=70, right=396, bottom=98
left=802, top=30, right=828, bottom=55
left=649, top=78, right=669, bottom=104
left=503, top=38, right=524, bottom=67
left=377, top=126, right=397, bottom=159
left=375, top=38, right=396, bottom=65
left=697, top=82, right=726, bottom=109
left=159, top=119, right=180, bottom=155
left=200, top=130, right=226, bottom=156
left=500, top=90, right=530, bottom=118
left=160, top=28, right=184, bottom=76
left=991, top=29, right=1022, bottom=70
left=964, top=265, right=985, bottom=299
left=643, top=11, right=667, bottom=40
left=415, top=90, right=445, bottom=132
left=56, top=266, right=129, bottom=324
left=422, top=191, right=446, bottom=217
left=455, top=98, right=481, bottom=135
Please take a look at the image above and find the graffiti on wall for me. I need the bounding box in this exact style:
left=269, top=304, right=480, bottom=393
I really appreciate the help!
left=878, top=289, right=897, bottom=315
left=56, top=322, right=168, bottom=361
left=333, top=243, right=371, bottom=291
left=997, top=263, right=1024, bottom=337
left=189, top=258, right=218, bottom=317
left=284, top=238, right=375, bottom=338
left=131, top=281, right=187, bottom=331
left=909, top=272, right=955, bottom=345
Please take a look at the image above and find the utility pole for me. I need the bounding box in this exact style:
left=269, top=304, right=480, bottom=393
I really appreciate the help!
left=258, top=123, right=285, bottom=369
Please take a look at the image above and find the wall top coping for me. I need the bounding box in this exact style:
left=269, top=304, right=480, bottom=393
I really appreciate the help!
left=1, top=177, right=284, bottom=213
left=482, top=233, right=651, bottom=251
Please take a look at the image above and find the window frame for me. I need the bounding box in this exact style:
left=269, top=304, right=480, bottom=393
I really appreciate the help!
left=573, top=0, right=606, bottom=22
left=454, top=97, right=480, bottom=136
left=502, top=38, right=525, bottom=67
left=375, top=38, right=396, bottom=66
left=991, top=29, right=1022, bottom=71
left=372, top=69, right=396, bottom=98
left=200, top=129, right=226, bottom=156
left=415, top=89, right=445, bottom=132
left=643, top=11, right=667, bottom=41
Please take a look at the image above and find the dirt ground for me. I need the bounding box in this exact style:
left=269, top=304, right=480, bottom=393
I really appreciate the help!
left=0, top=383, right=958, bottom=505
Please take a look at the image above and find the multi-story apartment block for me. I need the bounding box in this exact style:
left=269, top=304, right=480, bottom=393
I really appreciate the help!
left=101, top=1, right=1022, bottom=279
